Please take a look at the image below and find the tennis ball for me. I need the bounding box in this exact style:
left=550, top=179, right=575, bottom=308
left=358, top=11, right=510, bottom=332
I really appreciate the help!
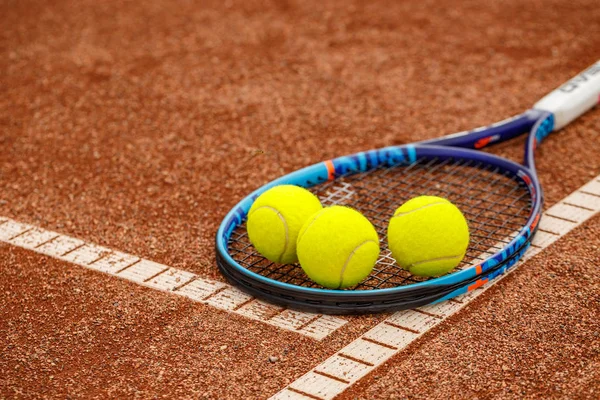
left=297, top=206, right=380, bottom=289
left=247, top=185, right=323, bottom=264
left=387, top=196, right=469, bottom=277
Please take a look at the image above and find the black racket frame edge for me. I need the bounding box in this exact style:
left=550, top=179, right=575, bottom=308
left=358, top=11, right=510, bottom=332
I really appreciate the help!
left=215, top=230, right=536, bottom=315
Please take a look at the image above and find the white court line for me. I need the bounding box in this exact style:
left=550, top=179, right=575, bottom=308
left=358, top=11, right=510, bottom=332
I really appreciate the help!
left=0, top=219, right=347, bottom=340
left=271, top=174, right=600, bottom=400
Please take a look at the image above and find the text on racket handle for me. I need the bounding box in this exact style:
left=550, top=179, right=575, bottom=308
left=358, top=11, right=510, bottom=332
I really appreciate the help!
left=533, top=60, right=600, bottom=130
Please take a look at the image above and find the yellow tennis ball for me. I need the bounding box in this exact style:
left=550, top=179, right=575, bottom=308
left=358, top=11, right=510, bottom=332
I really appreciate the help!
left=247, top=185, right=323, bottom=264
left=387, top=196, right=469, bottom=277
left=297, top=206, right=380, bottom=289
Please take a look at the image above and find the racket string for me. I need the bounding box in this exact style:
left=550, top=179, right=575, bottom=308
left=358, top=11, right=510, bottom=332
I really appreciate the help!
left=227, top=157, right=532, bottom=290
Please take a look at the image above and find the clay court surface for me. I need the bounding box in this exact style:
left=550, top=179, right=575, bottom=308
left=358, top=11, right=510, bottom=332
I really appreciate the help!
left=1, top=0, right=600, bottom=398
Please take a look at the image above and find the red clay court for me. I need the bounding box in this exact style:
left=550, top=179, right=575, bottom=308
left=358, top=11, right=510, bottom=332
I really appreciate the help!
left=1, top=0, right=599, bottom=399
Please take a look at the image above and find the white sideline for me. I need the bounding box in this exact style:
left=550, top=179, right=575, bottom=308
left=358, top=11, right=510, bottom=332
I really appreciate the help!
left=0, top=220, right=347, bottom=341
left=271, top=175, right=600, bottom=400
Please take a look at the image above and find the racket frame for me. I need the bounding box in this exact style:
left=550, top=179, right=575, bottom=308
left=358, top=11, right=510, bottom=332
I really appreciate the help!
left=215, top=60, right=600, bottom=313
left=215, top=111, right=551, bottom=313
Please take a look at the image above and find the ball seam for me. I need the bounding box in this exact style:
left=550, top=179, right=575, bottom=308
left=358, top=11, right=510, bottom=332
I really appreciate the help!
left=250, top=205, right=289, bottom=263
left=338, top=239, right=377, bottom=289
left=296, top=208, right=329, bottom=249
left=406, top=253, right=464, bottom=268
left=392, top=201, right=448, bottom=218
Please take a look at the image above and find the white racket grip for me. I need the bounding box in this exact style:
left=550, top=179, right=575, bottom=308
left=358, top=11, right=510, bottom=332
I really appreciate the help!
left=533, top=60, right=600, bottom=130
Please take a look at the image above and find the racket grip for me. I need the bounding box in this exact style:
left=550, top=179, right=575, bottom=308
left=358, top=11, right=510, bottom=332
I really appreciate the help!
left=534, top=60, right=600, bottom=130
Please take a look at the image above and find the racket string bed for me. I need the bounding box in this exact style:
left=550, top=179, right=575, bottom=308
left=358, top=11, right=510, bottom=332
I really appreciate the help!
left=227, top=157, right=532, bottom=291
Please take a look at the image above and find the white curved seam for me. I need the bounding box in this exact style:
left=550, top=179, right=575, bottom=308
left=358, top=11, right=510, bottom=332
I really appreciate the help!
left=296, top=208, right=327, bottom=248
left=392, top=201, right=447, bottom=218
left=250, top=205, right=288, bottom=263
left=337, top=240, right=377, bottom=289
left=407, top=253, right=464, bottom=267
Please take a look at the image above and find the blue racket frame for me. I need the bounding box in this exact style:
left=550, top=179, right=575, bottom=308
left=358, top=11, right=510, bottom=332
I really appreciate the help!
left=215, top=109, right=553, bottom=313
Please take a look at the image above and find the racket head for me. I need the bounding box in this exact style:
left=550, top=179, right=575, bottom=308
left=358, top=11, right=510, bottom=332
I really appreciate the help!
left=215, top=113, right=549, bottom=313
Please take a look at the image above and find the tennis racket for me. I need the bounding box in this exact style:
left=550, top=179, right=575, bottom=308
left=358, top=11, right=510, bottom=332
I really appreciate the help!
left=216, top=61, right=600, bottom=314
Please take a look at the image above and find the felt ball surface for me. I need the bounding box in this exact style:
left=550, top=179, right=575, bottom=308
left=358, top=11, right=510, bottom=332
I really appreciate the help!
left=297, top=206, right=380, bottom=289
left=247, top=185, right=323, bottom=264
left=387, top=196, right=469, bottom=277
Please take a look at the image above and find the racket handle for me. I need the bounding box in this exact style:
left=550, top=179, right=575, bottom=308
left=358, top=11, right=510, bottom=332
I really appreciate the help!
left=534, top=60, right=600, bottom=130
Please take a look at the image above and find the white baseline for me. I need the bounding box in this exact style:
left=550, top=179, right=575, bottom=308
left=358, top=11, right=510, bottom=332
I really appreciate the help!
left=0, top=219, right=347, bottom=341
